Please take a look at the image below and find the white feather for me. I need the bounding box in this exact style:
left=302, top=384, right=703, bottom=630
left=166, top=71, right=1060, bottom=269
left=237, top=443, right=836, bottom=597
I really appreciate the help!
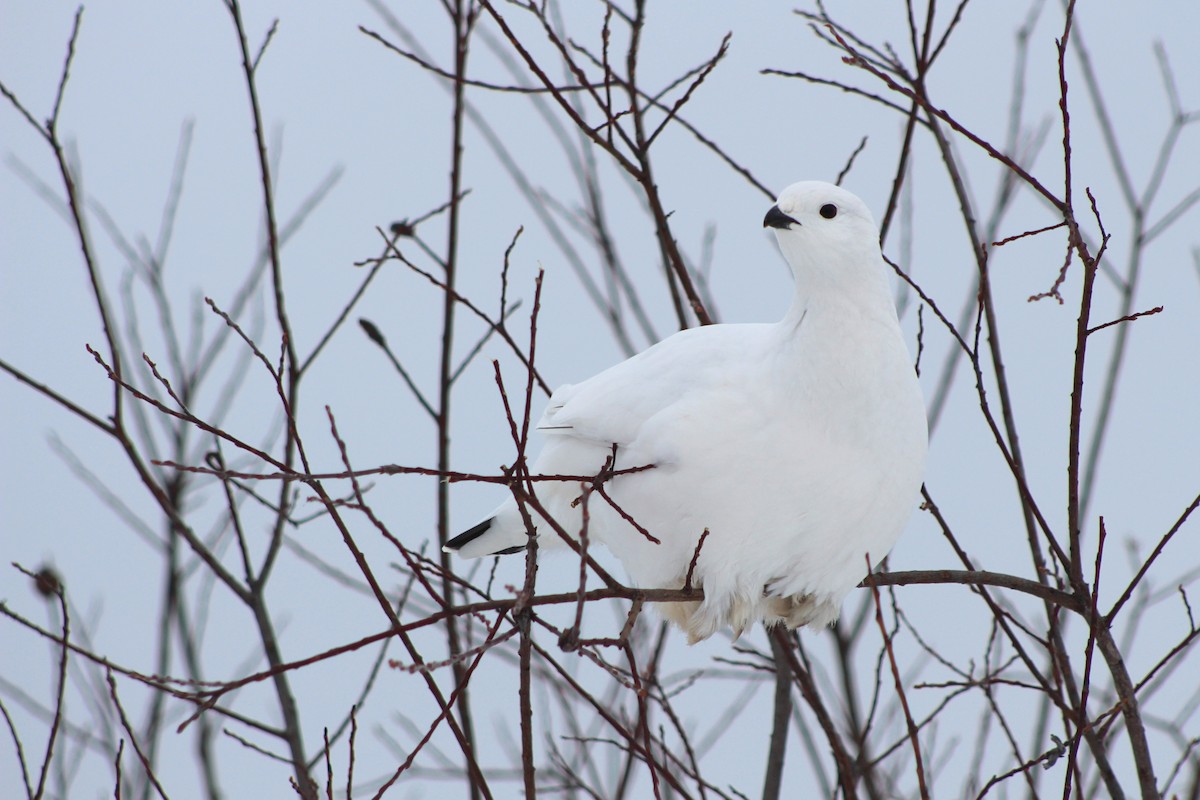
left=447, top=181, right=927, bottom=644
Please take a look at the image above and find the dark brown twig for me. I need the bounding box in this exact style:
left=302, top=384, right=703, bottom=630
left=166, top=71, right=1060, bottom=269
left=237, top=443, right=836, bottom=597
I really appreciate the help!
left=866, top=557, right=928, bottom=799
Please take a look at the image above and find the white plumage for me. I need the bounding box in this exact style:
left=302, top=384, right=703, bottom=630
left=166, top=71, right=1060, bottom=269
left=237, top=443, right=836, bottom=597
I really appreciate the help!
left=446, top=181, right=927, bottom=643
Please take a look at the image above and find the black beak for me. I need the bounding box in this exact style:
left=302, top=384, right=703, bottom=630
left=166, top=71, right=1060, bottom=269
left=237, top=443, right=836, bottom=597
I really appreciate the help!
left=763, top=205, right=799, bottom=230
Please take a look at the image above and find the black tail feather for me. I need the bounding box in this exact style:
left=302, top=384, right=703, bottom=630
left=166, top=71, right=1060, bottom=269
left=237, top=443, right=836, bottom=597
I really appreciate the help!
left=445, top=517, right=525, bottom=556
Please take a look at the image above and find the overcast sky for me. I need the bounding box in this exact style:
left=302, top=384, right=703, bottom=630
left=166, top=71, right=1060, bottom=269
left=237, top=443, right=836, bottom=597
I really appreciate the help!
left=3, top=1, right=1199, bottom=797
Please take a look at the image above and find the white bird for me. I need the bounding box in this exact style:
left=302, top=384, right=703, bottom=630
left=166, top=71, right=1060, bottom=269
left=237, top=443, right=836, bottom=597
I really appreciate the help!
left=446, top=181, right=927, bottom=643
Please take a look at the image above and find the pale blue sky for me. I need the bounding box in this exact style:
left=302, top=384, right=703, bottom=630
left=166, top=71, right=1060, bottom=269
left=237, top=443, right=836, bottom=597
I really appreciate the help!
left=3, top=2, right=1199, bottom=796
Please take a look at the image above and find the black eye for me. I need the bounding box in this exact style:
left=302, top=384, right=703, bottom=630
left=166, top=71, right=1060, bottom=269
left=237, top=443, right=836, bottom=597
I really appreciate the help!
left=820, top=203, right=838, bottom=219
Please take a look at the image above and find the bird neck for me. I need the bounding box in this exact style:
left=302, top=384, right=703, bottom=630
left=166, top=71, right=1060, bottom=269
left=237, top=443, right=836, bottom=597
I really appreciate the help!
left=782, top=269, right=897, bottom=333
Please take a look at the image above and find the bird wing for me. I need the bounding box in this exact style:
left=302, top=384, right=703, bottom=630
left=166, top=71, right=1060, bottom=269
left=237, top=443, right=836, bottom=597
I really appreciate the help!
left=538, top=324, right=771, bottom=458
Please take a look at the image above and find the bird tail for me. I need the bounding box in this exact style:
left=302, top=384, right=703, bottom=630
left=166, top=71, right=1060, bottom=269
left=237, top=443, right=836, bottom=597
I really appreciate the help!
left=443, top=509, right=529, bottom=558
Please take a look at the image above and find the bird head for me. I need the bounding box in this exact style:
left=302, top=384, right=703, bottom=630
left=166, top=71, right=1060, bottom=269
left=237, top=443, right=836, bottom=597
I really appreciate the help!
left=764, top=181, right=888, bottom=297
